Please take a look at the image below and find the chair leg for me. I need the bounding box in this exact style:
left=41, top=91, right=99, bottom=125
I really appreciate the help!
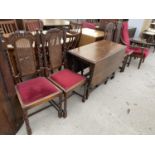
left=120, top=55, right=129, bottom=72
left=58, top=95, right=63, bottom=118
left=23, top=109, right=32, bottom=135
left=63, top=93, right=67, bottom=118
left=86, top=83, right=90, bottom=100
left=110, top=72, right=115, bottom=79
left=81, top=70, right=84, bottom=75
left=142, top=57, right=145, bottom=63
left=82, top=83, right=87, bottom=102
left=104, top=77, right=109, bottom=84
left=127, top=56, right=132, bottom=67
left=138, top=57, right=143, bottom=69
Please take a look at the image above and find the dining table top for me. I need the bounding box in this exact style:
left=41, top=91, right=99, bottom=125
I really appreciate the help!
left=42, top=19, right=70, bottom=27
left=81, top=28, right=105, bottom=38
left=68, top=40, right=126, bottom=64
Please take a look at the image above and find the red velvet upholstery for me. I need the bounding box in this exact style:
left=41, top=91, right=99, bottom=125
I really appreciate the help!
left=122, top=21, right=149, bottom=57
left=16, top=77, right=59, bottom=105
left=50, top=69, right=86, bottom=90
left=82, top=21, right=96, bottom=29
left=121, top=21, right=130, bottom=46
left=126, top=47, right=149, bottom=57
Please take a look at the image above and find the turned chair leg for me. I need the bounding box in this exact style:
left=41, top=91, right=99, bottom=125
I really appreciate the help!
left=86, top=83, right=90, bottom=100
left=82, top=83, right=87, bottom=102
left=63, top=93, right=67, bottom=118
left=142, top=57, right=145, bottom=63
left=120, top=55, right=129, bottom=72
left=58, top=95, right=63, bottom=118
left=138, top=57, right=143, bottom=69
left=23, top=109, right=32, bottom=135
left=127, top=56, right=132, bottom=67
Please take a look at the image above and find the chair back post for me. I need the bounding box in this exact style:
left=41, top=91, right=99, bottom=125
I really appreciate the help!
left=34, top=29, right=44, bottom=76
left=39, top=30, right=49, bottom=77
left=104, top=22, right=115, bottom=41
left=113, top=21, right=122, bottom=43
left=44, top=28, right=64, bottom=74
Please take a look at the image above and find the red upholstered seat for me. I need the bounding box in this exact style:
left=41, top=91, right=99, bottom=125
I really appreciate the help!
left=50, top=69, right=86, bottom=90
left=126, top=46, right=149, bottom=57
left=16, top=77, right=59, bottom=105
left=122, top=21, right=149, bottom=57
left=82, top=21, right=96, bottom=29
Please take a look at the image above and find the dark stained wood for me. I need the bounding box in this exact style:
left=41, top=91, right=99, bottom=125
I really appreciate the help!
left=67, top=40, right=126, bottom=97
left=0, top=20, right=18, bottom=35
left=0, top=33, right=23, bottom=135
left=23, top=19, right=43, bottom=31
left=68, top=22, right=82, bottom=48
left=69, top=40, right=125, bottom=64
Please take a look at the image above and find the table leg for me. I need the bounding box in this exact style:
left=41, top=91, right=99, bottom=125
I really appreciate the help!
left=120, top=55, right=129, bottom=72
left=86, top=65, right=94, bottom=99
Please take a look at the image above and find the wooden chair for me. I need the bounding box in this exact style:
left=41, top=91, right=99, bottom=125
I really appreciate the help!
left=69, top=22, right=82, bottom=47
left=69, top=21, right=82, bottom=33
left=23, top=19, right=43, bottom=32
left=7, top=31, right=63, bottom=134
left=65, top=31, right=80, bottom=50
left=121, top=21, right=149, bottom=69
left=104, top=22, right=116, bottom=41
left=113, top=21, right=122, bottom=43
left=0, top=20, right=18, bottom=35
left=43, top=29, right=87, bottom=118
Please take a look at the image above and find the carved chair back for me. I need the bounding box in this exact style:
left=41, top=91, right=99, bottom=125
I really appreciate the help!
left=8, top=31, right=40, bottom=82
left=23, top=19, right=43, bottom=32
left=69, top=22, right=82, bottom=47
left=104, top=22, right=115, bottom=41
left=0, top=20, right=18, bottom=35
left=69, top=21, right=82, bottom=34
left=44, top=29, right=64, bottom=73
left=64, top=31, right=80, bottom=51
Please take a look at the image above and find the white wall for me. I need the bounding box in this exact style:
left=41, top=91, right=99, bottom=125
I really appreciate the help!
left=128, top=19, right=144, bottom=37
